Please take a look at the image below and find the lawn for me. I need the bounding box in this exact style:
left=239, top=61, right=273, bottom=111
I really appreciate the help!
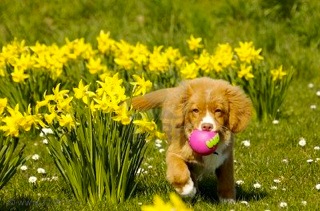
left=0, top=0, right=320, bottom=210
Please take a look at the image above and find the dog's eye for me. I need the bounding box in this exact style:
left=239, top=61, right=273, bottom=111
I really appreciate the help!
left=215, top=109, right=222, bottom=114
left=192, top=108, right=199, bottom=113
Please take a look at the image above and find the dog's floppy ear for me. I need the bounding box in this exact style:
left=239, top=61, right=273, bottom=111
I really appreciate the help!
left=226, top=85, right=253, bottom=133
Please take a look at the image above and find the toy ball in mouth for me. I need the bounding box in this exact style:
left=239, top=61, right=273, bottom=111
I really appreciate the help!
left=189, top=130, right=220, bottom=155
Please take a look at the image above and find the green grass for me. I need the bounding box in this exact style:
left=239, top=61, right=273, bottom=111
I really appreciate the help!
left=1, top=0, right=320, bottom=210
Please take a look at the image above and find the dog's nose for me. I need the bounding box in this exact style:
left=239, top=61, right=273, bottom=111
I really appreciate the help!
left=201, top=123, right=213, bottom=131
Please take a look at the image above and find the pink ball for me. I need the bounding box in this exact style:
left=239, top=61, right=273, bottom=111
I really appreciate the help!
left=189, top=130, right=220, bottom=155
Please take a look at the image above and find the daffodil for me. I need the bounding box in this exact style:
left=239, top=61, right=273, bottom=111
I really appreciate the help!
left=235, top=41, right=263, bottom=63
left=96, top=30, right=116, bottom=54
left=0, top=98, right=7, bottom=115
left=73, top=80, right=95, bottom=104
left=86, top=57, right=107, bottom=74
left=11, top=68, right=29, bottom=83
left=186, top=35, right=204, bottom=51
left=180, top=62, right=199, bottom=79
left=112, top=102, right=131, bottom=125
left=141, top=193, right=193, bottom=211
left=58, top=114, right=75, bottom=130
left=238, top=64, right=254, bottom=80
left=130, top=74, right=152, bottom=96
left=270, top=65, right=287, bottom=81
left=0, top=104, right=23, bottom=137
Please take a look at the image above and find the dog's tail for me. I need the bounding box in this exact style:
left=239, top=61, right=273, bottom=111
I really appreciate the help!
left=131, top=88, right=173, bottom=111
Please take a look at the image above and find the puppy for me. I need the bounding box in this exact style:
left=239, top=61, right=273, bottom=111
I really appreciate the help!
left=132, top=77, right=252, bottom=202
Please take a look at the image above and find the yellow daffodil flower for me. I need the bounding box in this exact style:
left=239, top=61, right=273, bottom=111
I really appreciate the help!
left=235, top=41, right=263, bottom=63
left=130, top=74, right=152, bottom=96
left=186, top=35, right=204, bottom=51
left=238, top=64, right=254, bottom=80
left=271, top=65, right=287, bottom=81
left=141, top=193, right=193, bottom=211
left=0, top=98, right=7, bottom=115
left=180, top=62, right=199, bottom=79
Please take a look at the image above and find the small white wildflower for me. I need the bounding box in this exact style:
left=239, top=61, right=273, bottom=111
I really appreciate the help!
left=37, top=168, right=46, bottom=174
left=138, top=202, right=143, bottom=206
left=310, top=105, right=317, bottom=110
left=308, top=83, right=314, bottom=88
left=241, top=140, right=250, bottom=147
left=316, top=158, right=320, bottom=162
left=307, top=159, right=314, bottom=163
left=155, top=139, right=162, bottom=144
left=282, top=158, right=289, bottom=163
left=253, top=182, right=261, bottom=189
left=240, top=201, right=249, bottom=206
left=147, top=165, right=153, bottom=169
left=316, top=91, right=320, bottom=97
left=274, top=179, right=281, bottom=183
left=236, top=180, right=244, bottom=185
left=282, top=188, right=287, bottom=191
left=279, top=202, right=288, bottom=208
left=270, top=186, right=278, bottom=190
left=301, top=201, right=307, bottom=206
left=315, top=184, right=320, bottom=190
left=51, top=176, right=58, bottom=181
left=20, top=165, right=28, bottom=171
left=298, top=138, right=306, bottom=147
left=159, top=148, right=165, bottom=153
left=155, top=143, right=162, bottom=148
left=28, top=176, right=37, bottom=184
left=272, top=119, right=279, bottom=125
left=137, top=168, right=144, bottom=174
left=42, top=139, right=49, bottom=145
left=40, top=128, right=54, bottom=137
left=314, top=146, right=320, bottom=150
left=32, top=154, right=40, bottom=160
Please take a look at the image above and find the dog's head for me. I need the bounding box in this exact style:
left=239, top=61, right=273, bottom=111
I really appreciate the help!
left=164, top=78, right=252, bottom=140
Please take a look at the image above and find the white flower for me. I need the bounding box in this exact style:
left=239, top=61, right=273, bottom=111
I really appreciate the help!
left=298, top=138, right=306, bottom=147
left=314, top=146, right=320, bottom=150
left=37, top=168, right=46, bottom=174
left=279, top=202, right=288, bottom=208
left=307, top=159, right=314, bottom=163
left=28, top=176, right=37, bottom=184
left=241, top=140, right=250, bottom=147
left=236, top=180, right=244, bottom=185
left=282, top=159, right=289, bottom=163
left=51, top=176, right=58, bottom=181
left=32, top=154, right=40, bottom=160
left=270, top=186, right=278, bottom=190
left=272, top=120, right=279, bottom=125
left=40, top=128, right=54, bottom=137
left=240, top=201, right=249, bottom=206
left=20, top=165, right=28, bottom=171
left=155, top=139, right=162, bottom=144
left=310, top=105, right=317, bottom=110
left=316, top=91, right=320, bottom=97
left=274, top=179, right=281, bottom=183
left=155, top=143, right=162, bottom=148
left=308, top=83, right=314, bottom=88
left=253, top=182, right=261, bottom=189
left=159, top=148, right=165, bottom=153
left=301, top=201, right=307, bottom=206
left=315, top=184, right=320, bottom=190
left=42, top=139, right=49, bottom=144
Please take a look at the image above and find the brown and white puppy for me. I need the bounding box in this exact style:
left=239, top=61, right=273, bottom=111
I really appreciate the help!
left=132, top=77, right=252, bottom=202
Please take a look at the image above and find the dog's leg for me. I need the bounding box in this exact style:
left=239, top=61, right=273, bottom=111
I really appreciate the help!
left=215, top=152, right=236, bottom=203
left=166, top=153, right=197, bottom=198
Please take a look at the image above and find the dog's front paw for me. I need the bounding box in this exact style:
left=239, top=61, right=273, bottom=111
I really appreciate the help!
left=174, top=178, right=197, bottom=198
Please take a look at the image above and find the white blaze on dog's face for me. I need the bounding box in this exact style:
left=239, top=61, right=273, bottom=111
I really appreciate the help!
left=184, top=90, right=229, bottom=137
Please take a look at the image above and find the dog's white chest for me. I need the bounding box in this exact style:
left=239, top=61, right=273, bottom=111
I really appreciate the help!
left=202, top=144, right=229, bottom=173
